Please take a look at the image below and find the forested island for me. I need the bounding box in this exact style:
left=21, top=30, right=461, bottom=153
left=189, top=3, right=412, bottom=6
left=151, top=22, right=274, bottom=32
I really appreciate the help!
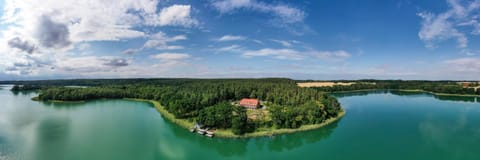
left=3, top=78, right=343, bottom=137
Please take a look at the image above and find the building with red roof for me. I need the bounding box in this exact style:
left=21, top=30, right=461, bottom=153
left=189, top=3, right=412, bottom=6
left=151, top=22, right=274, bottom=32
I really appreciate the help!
left=239, top=98, right=259, bottom=109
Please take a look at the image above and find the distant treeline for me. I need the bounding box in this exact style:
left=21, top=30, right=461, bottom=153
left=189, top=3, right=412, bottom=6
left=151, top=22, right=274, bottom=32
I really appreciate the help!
left=8, top=78, right=342, bottom=135
left=302, top=80, right=480, bottom=95
left=10, top=85, right=42, bottom=91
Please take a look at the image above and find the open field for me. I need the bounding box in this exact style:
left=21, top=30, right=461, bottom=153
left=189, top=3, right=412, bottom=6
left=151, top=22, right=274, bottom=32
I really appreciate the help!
left=297, top=82, right=356, bottom=87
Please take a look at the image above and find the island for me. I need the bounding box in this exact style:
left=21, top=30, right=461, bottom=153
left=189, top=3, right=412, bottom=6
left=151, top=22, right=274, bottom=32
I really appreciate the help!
left=5, top=78, right=344, bottom=138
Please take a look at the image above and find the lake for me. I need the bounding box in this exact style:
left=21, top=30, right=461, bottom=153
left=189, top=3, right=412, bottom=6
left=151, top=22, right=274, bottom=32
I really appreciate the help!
left=1, top=86, right=480, bottom=160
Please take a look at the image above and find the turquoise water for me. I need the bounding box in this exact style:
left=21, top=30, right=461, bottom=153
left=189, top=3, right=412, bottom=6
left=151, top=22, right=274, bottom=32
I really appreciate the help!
left=0, top=86, right=479, bottom=160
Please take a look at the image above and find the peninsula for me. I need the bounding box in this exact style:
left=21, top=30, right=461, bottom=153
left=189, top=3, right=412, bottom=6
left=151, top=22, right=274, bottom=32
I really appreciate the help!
left=6, top=78, right=344, bottom=138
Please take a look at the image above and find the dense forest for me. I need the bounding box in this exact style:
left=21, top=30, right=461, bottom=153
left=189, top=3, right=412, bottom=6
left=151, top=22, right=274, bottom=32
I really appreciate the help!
left=303, top=80, right=480, bottom=95
left=6, top=78, right=343, bottom=135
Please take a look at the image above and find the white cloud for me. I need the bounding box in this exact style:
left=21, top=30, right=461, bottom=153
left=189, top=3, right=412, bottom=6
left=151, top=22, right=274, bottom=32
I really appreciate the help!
left=143, top=32, right=187, bottom=50
left=444, top=57, right=480, bottom=72
left=144, top=5, right=198, bottom=27
left=217, top=35, right=247, bottom=41
left=122, top=48, right=141, bottom=55
left=242, top=48, right=304, bottom=60
left=252, top=39, right=264, bottom=44
left=417, top=0, right=480, bottom=49
left=417, top=12, right=467, bottom=48
left=152, top=53, right=191, bottom=61
left=0, top=0, right=201, bottom=77
left=217, top=44, right=243, bottom=52
left=0, top=0, right=198, bottom=52
left=271, top=39, right=292, bottom=47
left=121, top=31, right=187, bottom=55
left=211, top=0, right=305, bottom=24
left=314, top=50, right=351, bottom=61
left=150, top=53, right=192, bottom=71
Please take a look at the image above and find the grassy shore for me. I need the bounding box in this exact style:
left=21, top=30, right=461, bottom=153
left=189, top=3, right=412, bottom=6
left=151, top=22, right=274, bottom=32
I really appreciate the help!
left=125, top=98, right=195, bottom=129
left=127, top=98, right=345, bottom=138
left=214, top=110, right=345, bottom=138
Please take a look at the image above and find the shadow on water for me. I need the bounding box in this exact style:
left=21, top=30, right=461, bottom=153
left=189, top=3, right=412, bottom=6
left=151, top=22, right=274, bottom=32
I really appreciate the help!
left=163, top=117, right=250, bottom=157
left=331, top=90, right=389, bottom=98
left=433, top=95, right=478, bottom=103
left=40, top=101, right=92, bottom=110
left=11, top=90, right=39, bottom=96
left=389, top=90, right=479, bottom=103
left=264, top=119, right=341, bottom=152
left=34, top=116, right=71, bottom=160
left=418, top=109, right=480, bottom=159
left=163, top=113, right=341, bottom=157
left=333, top=90, right=479, bottom=104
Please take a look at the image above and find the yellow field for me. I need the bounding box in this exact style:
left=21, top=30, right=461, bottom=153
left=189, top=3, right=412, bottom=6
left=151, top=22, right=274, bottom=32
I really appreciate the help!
left=297, top=82, right=355, bottom=87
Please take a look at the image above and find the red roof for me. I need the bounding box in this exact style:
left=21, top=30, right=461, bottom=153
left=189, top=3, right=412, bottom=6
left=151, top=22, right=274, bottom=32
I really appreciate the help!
left=239, top=98, right=259, bottom=107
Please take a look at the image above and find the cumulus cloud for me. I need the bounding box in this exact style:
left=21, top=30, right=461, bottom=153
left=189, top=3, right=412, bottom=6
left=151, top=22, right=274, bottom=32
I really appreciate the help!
left=444, top=57, right=480, bottom=72
left=211, top=0, right=305, bottom=24
left=35, top=15, right=72, bottom=49
left=102, top=58, right=129, bottom=67
left=143, top=32, right=187, bottom=50
left=122, top=48, right=140, bottom=55
left=417, top=0, right=480, bottom=49
left=0, top=0, right=201, bottom=77
left=144, top=5, right=198, bottom=27
left=54, top=56, right=131, bottom=73
left=217, top=35, right=247, bottom=41
left=7, top=37, right=36, bottom=54
left=150, top=53, right=192, bottom=69
left=242, top=48, right=304, bottom=60
left=3, top=54, right=54, bottom=76
left=1, top=0, right=198, bottom=49
left=121, top=31, right=187, bottom=55
left=314, top=50, right=351, bottom=61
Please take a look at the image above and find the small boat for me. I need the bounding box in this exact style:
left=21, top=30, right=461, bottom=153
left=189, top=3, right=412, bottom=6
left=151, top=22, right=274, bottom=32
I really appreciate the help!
left=206, top=131, right=214, bottom=135
left=206, top=133, right=214, bottom=138
left=197, top=128, right=207, bottom=135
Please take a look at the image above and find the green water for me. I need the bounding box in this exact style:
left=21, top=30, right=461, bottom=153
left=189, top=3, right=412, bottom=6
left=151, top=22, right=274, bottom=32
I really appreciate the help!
left=1, top=86, right=480, bottom=160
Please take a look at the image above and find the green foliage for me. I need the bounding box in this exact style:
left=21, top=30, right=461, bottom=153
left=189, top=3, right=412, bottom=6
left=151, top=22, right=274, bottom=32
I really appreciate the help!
left=196, top=102, right=233, bottom=129
left=30, top=78, right=342, bottom=132
left=231, top=106, right=248, bottom=135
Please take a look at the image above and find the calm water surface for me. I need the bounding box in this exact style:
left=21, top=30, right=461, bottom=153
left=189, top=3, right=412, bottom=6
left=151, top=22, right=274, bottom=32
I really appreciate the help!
left=1, top=86, right=480, bottom=160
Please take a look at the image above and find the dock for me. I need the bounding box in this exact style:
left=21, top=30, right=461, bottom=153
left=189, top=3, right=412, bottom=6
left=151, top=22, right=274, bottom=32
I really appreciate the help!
left=206, top=130, right=215, bottom=138
left=191, top=122, right=215, bottom=137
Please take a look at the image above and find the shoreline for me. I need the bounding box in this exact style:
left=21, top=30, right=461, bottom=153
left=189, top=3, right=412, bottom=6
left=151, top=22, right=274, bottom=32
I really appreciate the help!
left=126, top=98, right=345, bottom=138
left=31, top=97, right=346, bottom=138
left=330, top=89, right=480, bottom=97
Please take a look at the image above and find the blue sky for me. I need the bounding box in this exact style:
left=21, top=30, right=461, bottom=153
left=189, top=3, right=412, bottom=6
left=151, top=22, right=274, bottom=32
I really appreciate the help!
left=0, top=0, right=480, bottom=80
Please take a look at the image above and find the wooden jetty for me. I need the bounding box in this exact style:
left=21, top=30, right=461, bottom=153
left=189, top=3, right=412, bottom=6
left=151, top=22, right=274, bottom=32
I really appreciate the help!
left=191, top=122, right=215, bottom=137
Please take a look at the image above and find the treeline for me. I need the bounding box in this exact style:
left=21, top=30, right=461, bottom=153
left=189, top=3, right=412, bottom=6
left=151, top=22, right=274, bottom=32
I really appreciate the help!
left=309, top=80, right=479, bottom=95
left=10, top=85, right=42, bottom=91
left=33, top=78, right=342, bottom=135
